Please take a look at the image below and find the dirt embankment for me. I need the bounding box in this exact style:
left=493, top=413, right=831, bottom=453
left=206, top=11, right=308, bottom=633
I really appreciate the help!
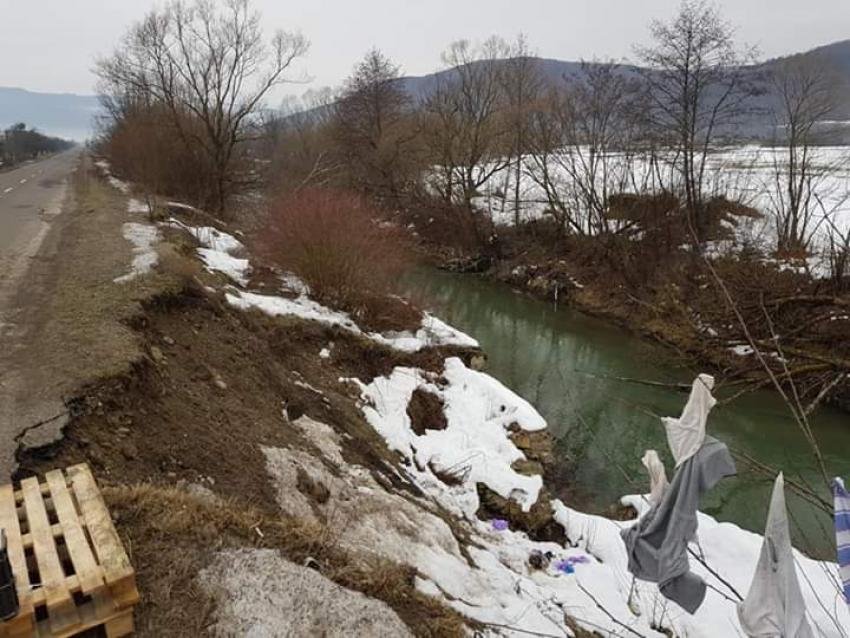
left=18, top=287, right=478, bottom=636
left=14, top=157, right=573, bottom=636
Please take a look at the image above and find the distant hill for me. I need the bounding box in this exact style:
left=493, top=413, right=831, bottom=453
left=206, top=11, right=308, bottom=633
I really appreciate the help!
left=395, top=39, right=850, bottom=142
left=0, top=87, right=100, bottom=142
left=7, top=40, right=849, bottom=144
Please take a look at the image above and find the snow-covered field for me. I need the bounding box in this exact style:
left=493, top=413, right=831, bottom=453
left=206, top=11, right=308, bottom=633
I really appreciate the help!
left=472, top=145, right=850, bottom=250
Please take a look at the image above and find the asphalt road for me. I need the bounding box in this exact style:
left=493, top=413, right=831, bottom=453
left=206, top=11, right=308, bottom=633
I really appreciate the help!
left=0, top=150, right=78, bottom=478
left=0, top=151, right=78, bottom=320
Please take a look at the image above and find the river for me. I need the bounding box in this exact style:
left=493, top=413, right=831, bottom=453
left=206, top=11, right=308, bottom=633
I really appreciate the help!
left=406, top=267, right=850, bottom=557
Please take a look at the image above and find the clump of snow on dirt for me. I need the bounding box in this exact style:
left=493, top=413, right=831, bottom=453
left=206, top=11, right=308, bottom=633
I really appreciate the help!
left=114, top=223, right=160, bottom=283
left=197, top=248, right=250, bottom=286
left=167, top=219, right=245, bottom=253
left=729, top=343, right=755, bottom=356
left=165, top=201, right=198, bottom=212
left=127, top=198, right=150, bottom=214
left=167, top=220, right=251, bottom=284
left=200, top=548, right=412, bottom=637
left=226, top=289, right=479, bottom=353
left=354, top=357, right=543, bottom=516
left=228, top=290, right=361, bottom=331
left=108, top=176, right=131, bottom=194
left=372, top=314, right=480, bottom=353
left=93, top=158, right=131, bottom=194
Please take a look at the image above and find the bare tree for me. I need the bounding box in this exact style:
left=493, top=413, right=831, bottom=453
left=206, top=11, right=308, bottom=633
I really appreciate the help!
left=500, top=35, right=545, bottom=225
left=636, top=0, right=756, bottom=242
left=333, top=49, right=417, bottom=202
left=96, top=0, right=308, bottom=212
left=767, top=57, right=838, bottom=254
left=259, top=88, right=341, bottom=194
left=526, top=61, right=646, bottom=235
left=422, top=38, right=512, bottom=239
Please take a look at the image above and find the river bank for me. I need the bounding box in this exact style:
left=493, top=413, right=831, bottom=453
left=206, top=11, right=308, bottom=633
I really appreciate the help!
left=411, top=215, right=850, bottom=416
left=17, top=159, right=846, bottom=636
left=404, top=266, right=850, bottom=559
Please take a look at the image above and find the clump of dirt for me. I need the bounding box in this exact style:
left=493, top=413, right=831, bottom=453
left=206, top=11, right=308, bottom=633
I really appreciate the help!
left=476, top=484, right=566, bottom=545
left=296, top=466, right=331, bottom=505
left=354, top=292, right=424, bottom=334
left=406, top=388, right=448, bottom=435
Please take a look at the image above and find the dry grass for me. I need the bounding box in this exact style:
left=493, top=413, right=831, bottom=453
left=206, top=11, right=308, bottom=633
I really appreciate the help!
left=105, top=484, right=469, bottom=638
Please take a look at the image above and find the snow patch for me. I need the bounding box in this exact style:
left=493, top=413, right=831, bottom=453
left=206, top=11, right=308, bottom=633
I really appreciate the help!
left=114, top=223, right=160, bottom=283
left=167, top=219, right=245, bottom=253
left=355, top=357, right=544, bottom=516
left=197, top=248, right=250, bottom=286
left=226, top=289, right=479, bottom=353
left=127, top=198, right=150, bottom=214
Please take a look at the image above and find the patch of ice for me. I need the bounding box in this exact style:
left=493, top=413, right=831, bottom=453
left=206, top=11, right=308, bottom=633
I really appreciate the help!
left=319, top=347, right=331, bottom=359
left=114, top=222, right=160, bottom=283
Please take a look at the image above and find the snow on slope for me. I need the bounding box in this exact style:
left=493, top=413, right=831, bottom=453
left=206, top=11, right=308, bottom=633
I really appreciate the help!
left=127, top=197, right=847, bottom=636
left=357, top=358, right=850, bottom=636
left=354, top=358, right=544, bottom=516
left=226, top=288, right=479, bottom=353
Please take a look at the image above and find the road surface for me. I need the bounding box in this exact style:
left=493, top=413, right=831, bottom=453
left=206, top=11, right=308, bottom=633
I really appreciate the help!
left=0, top=150, right=79, bottom=477
left=0, top=151, right=78, bottom=319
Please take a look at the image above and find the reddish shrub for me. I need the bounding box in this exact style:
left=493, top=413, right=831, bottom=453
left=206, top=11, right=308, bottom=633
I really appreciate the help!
left=263, top=188, right=415, bottom=324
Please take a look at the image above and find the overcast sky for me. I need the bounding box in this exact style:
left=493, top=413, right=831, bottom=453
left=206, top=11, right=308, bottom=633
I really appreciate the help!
left=2, top=0, right=849, bottom=99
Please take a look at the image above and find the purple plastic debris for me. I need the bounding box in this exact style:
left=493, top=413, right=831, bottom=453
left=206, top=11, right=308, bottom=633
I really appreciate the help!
left=553, top=555, right=589, bottom=574
left=491, top=519, right=509, bottom=531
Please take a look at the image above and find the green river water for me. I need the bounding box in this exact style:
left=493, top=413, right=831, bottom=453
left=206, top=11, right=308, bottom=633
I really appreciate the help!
left=406, top=268, right=850, bottom=557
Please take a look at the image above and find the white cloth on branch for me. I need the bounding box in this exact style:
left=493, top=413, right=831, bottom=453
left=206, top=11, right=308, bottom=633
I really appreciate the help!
left=662, top=374, right=717, bottom=467
left=641, top=449, right=669, bottom=505
left=738, top=473, right=814, bottom=638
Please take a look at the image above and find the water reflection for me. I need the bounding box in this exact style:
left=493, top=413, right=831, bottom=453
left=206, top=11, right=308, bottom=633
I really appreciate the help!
left=404, top=268, right=850, bottom=557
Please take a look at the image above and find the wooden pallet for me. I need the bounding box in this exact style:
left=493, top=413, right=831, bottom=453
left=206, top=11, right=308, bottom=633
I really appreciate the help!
left=0, top=464, right=139, bottom=638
